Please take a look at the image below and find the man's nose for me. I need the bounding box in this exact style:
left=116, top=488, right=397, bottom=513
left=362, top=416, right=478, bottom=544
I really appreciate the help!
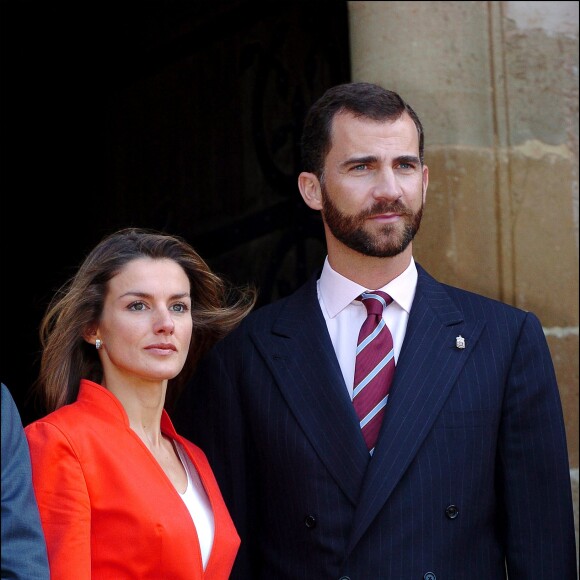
left=372, top=168, right=401, bottom=201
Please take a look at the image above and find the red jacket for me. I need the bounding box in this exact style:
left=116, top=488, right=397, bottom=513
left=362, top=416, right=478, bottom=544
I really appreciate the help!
left=25, top=380, right=240, bottom=579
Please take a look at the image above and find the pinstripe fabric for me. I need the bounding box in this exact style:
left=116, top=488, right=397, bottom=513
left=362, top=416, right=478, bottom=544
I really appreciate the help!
left=174, top=264, right=577, bottom=580
left=353, top=291, right=394, bottom=454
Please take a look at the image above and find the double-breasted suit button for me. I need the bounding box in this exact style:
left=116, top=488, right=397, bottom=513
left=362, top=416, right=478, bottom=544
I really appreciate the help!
left=424, top=573, right=436, bottom=580
left=304, top=515, right=317, bottom=528
left=445, top=504, right=459, bottom=519
left=338, top=576, right=350, bottom=580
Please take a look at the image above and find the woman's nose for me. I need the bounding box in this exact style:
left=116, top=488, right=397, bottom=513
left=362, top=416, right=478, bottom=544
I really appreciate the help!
left=154, top=310, right=175, bottom=334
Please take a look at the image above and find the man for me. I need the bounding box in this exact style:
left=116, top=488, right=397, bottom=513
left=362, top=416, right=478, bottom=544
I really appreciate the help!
left=1, top=383, right=50, bottom=579
left=174, top=83, right=577, bottom=578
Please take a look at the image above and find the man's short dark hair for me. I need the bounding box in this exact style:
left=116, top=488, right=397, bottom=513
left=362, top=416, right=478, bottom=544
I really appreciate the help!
left=300, top=82, right=424, bottom=177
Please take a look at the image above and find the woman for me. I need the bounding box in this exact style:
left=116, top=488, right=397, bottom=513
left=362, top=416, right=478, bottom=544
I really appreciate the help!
left=25, top=227, right=256, bottom=579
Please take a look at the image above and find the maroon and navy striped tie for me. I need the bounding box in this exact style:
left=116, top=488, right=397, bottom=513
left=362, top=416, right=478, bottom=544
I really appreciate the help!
left=353, top=291, right=395, bottom=455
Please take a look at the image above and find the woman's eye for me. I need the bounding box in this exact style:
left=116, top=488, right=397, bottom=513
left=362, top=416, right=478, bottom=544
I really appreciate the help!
left=170, top=303, right=189, bottom=313
left=128, top=301, right=147, bottom=311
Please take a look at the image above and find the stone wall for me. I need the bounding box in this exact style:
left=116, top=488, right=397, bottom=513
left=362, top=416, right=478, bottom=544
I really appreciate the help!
left=348, top=0, right=579, bottom=561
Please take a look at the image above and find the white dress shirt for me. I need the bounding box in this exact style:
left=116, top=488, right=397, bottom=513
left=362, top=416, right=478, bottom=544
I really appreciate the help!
left=317, top=256, right=418, bottom=399
left=174, top=441, right=215, bottom=570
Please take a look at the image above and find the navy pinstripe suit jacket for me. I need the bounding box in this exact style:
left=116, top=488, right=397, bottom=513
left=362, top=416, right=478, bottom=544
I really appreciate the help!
left=174, top=264, right=577, bottom=580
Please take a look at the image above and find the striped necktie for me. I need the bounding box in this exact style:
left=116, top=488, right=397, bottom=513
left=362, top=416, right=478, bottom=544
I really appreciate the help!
left=353, top=290, right=395, bottom=454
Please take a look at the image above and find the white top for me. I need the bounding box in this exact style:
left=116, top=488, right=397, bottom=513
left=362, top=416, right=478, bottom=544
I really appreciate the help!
left=174, top=441, right=215, bottom=569
left=317, top=256, right=418, bottom=398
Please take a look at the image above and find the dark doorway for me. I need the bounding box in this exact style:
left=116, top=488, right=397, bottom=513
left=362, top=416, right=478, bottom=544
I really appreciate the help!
left=0, top=1, right=351, bottom=424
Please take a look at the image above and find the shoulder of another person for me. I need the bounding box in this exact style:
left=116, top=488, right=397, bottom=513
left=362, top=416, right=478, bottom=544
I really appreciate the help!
left=1, top=383, right=20, bottom=428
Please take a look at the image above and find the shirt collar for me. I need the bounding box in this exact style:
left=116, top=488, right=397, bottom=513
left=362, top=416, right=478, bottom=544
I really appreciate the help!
left=319, top=256, right=418, bottom=318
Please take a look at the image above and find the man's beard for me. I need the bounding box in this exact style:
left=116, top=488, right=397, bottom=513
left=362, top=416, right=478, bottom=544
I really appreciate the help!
left=320, top=184, right=423, bottom=258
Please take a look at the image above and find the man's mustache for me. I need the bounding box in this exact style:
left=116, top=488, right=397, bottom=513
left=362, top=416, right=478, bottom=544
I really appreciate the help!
left=359, top=201, right=414, bottom=219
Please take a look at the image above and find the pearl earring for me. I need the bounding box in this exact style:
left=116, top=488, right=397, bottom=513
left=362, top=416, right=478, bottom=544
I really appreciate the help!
left=95, top=339, right=102, bottom=350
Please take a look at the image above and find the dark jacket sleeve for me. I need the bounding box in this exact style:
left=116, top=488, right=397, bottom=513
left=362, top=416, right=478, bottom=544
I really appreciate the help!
left=495, top=312, right=577, bottom=578
left=1, top=383, right=50, bottom=580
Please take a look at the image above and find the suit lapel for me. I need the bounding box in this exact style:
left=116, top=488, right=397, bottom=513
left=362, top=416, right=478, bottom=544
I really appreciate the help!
left=346, top=266, right=486, bottom=554
left=250, top=275, right=370, bottom=505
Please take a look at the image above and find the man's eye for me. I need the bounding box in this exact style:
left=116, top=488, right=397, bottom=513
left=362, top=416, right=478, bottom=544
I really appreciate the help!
left=352, top=164, right=367, bottom=171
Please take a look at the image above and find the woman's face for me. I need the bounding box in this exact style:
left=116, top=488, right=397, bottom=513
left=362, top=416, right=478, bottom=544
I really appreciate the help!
left=92, top=257, right=193, bottom=389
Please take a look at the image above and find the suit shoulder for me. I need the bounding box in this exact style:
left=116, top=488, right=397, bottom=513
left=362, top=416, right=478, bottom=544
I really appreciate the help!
left=224, top=276, right=316, bottom=336
left=215, top=297, right=288, bottom=351
left=443, top=283, right=525, bottom=313
left=416, top=264, right=540, bottom=325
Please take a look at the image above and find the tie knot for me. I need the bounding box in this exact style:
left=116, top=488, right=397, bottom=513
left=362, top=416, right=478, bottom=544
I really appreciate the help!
left=360, top=291, right=392, bottom=316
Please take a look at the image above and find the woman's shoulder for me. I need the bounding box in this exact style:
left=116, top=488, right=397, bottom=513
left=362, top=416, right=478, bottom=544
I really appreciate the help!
left=29, top=380, right=129, bottom=431
left=26, top=400, right=85, bottom=431
left=25, top=385, right=127, bottom=441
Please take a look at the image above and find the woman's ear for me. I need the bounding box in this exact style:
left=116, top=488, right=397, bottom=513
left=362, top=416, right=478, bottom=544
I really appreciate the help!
left=298, top=172, right=323, bottom=211
left=82, top=327, right=98, bottom=347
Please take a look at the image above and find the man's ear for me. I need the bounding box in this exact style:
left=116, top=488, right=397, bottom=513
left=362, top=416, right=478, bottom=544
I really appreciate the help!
left=422, top=164, right=429, bottom=204
left=298, top=172, right=323, bottom=211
